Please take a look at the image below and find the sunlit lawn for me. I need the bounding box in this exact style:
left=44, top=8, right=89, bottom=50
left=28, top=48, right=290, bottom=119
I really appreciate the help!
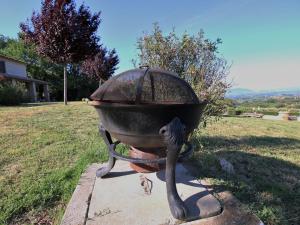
left=192, top=117, right=300, bottom=225
left=0, top=102, right=106, bottom=225
left=0, top=102, right=299, bottom=225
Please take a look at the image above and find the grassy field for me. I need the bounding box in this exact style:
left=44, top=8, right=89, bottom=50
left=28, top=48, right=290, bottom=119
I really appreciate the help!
left=0, top=102, right=299, bottom=225
left=0, top=102, right=106, bottom=225
left=192, top=117, right=300, bottom=225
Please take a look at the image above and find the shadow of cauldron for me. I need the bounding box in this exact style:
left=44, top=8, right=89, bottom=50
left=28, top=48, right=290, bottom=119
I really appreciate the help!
left=89, top=67, right=207, bottom=220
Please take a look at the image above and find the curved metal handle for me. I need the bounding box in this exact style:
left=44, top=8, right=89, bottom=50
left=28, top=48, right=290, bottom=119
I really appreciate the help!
left=139, top=65, right=149, bottom=69
left=135, top=66, right=150, bottom=104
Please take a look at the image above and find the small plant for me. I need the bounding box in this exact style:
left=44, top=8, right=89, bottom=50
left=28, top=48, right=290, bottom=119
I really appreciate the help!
left=256, top=206, right=281, bottom=225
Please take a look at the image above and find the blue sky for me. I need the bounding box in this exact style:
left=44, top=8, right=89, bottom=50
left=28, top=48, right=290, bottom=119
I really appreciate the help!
left=0, top=0, right=300, bottom=90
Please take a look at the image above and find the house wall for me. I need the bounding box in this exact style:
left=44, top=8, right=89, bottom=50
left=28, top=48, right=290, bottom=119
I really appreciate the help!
left=0, top=56, right=27, bottom=78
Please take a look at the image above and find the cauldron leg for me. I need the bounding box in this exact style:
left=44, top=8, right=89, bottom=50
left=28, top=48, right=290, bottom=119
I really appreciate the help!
left=160, top=117, right=188, bottom=220
left=96, top=125, right=116, bottom=178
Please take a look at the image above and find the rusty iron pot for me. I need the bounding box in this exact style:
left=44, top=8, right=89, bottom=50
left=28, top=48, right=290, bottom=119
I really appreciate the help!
left=90, top=68, right=206, bottom=148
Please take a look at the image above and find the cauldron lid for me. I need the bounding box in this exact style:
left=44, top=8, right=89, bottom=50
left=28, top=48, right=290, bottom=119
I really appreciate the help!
left=90, top=67, right=199, bottom=104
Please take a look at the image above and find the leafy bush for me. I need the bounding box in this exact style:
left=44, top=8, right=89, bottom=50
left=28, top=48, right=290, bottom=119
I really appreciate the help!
left=257, top=109, right=278, bottom=116
left=229, top=106, right=300, bottom=116
left=235, top=110, right=242, bottom=115
left=288, top=109, right=300, bottom=116
left=0, top=82, right=27, bottom=105
left=226, top=107, right=237, bottom=116
left=134, top=23, right=230, bottom=127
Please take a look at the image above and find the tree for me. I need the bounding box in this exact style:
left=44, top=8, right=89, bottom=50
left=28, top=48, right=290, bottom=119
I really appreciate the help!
left=0, top=34, right=105, bottom=101
left=0, top=35, right=64, bottom=100
left=0, top=35, right=10, bottom=49
left=81, top=47, right=119, bottom=85
left=134, top=23, right=230, bottom=126
left=20, top=0, right=101, bottom=105
left=67, top=64, right=99, bottom=100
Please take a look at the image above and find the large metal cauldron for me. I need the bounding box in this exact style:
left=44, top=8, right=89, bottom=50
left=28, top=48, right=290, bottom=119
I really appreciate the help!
left=91, top=102, right=204, bottom=148
left=90, top=67, right=206, bottom=148
left=90, top=67, right=207, bottom=220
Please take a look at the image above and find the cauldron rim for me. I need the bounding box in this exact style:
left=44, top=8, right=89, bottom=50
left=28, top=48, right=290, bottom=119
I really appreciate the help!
left=89, top=100, right=207, bottom=107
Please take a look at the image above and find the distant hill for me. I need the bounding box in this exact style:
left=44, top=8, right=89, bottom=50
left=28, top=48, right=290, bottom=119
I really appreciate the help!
left=226, top=88, right=256, bottom=98
left=226, top=87, right=300, bottom=99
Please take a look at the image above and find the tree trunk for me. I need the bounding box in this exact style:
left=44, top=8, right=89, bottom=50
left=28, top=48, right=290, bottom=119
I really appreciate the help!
left=64, top=65, right=67, bottom=105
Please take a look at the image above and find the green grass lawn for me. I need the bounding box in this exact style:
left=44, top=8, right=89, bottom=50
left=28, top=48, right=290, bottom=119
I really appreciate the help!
left=0, top=102, right=299, bottom=225
left=192, top=117, right=300, bottom=225
left=0, top=102, right=106, bottom=225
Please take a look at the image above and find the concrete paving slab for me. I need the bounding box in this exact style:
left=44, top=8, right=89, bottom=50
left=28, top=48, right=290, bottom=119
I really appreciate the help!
left=61, top=163, right=98, bottom=225
left=184, top=190, right=264, bottom=225
left=86, top=161, right=221, bottom=225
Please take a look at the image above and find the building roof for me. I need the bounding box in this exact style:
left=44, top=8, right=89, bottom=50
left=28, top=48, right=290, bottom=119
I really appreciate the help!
left=0, top=73, right=48, bottom=84
left=0, top=54, right=27, bottom=65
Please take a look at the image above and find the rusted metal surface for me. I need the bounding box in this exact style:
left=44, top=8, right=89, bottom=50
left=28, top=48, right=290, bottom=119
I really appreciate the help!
left=129, top=146, right=166, bottom=172
left=91, top=68, right=206, bottom=220
left=95, top=119, right=192, bottom=220
left=160, top=117, right=189, bottom=219
left=90, top=68, right=206, bottom=148
left=93, top=102, right=205, bottom=148
left=90, top=68, right=200, bottom=105
left=95, top=125, right=193, bottom=178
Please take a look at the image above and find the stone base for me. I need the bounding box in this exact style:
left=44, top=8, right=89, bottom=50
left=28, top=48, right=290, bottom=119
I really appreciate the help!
left=61, top=162, right=264, bottom=225
left=86, top=161, right=221, bottom=225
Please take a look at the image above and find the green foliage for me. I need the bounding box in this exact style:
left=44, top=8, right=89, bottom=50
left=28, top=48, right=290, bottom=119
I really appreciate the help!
left=227, top=106, right=300, bottom=116
left=225, top=97, right=300, bottom=117
left=236, top=97, right=300, bottom=109
left=20, top=0, right=101, bottom=65
left=134, top=23, right=230, bottom=126
left=0, top=81, right=27, bottom=105
left=235, top=109, right=242, bottom=115
left=257, top=206, right=281, bottom=225
left=223, top=98, right=236, bottom=107
left=67, top=64, right=98, bottom=100
left=0, top=35, right=99, bottom=101
left=0, top=35, right=13, bottom=49
left=20, top=0, right=104, bottom=104
left=226, top=107, right=237, bottom=116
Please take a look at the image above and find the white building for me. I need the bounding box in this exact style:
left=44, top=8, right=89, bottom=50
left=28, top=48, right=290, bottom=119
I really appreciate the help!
left=0, top=54, right=49, bottom=102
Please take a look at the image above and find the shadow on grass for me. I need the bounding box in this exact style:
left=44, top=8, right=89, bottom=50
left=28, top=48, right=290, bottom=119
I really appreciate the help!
left=190, top=136, right=300, bottom=225
left=196, top=135, right=300, bottom=150
left=0, top=102, right=59, bottom=108
left=20, top=102, right=59, bottom=107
